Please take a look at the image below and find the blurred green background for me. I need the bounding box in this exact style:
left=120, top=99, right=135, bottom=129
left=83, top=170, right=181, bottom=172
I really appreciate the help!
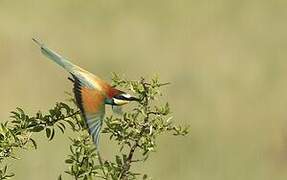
left=1, top=0, right=287, bottom=179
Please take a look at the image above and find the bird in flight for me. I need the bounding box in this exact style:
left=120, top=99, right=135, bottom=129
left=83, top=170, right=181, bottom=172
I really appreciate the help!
left=32, top=38, right=139, bottom=148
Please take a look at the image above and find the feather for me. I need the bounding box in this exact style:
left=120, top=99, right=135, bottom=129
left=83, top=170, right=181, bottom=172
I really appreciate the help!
left=32, top=38, right=75, bottom=71
left=72, top=75, right=106, bottom=147
left=32, top=38, right=103, bottom=89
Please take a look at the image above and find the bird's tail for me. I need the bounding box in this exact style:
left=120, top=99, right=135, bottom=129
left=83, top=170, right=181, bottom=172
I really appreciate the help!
left=32, top=38, right=76, bottom=72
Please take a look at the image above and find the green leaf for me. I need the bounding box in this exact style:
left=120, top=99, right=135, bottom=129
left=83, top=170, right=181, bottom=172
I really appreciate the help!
left=57, top=124, right=65, bottom=134
left=116, top=155, right=122, bottom=166
left=30, top=138, right=37, bottom=149
left=143, top=174, right=148, bottom=180
left=65, top=159, right=74, bottom=164
left=46, top=128, right=51, bottom=139
left=60, top=102, right=71, bottom=114
left=49, top=128, right=55, bottom=141
left=30, top=126, right=44, bottom=132
left=65, top=120, right=76, bottom=130
left=57, top=175, right=62, bottom=180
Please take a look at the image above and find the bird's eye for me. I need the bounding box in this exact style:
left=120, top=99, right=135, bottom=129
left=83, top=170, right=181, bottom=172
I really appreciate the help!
left=114, top=95, right=123, bottom=100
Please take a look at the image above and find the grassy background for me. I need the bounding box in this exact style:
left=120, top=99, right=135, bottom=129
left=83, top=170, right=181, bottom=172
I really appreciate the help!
left=1, top=0, right=287, bottom=179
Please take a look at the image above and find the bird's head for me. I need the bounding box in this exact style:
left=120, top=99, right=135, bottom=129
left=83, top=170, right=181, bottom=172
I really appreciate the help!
left=112, top=92, right=139, bottom=106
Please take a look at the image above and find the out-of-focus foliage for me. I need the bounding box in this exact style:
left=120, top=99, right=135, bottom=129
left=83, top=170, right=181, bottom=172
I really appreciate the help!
left=0, top=75, right=188, bottom=179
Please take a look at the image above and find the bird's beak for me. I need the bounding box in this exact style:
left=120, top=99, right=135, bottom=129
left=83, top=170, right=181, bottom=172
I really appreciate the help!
left=127, top=96, right=140, bottom=102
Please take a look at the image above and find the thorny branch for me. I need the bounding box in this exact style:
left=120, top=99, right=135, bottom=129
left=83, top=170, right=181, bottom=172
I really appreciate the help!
left=0, top=75, right=189, bottom=180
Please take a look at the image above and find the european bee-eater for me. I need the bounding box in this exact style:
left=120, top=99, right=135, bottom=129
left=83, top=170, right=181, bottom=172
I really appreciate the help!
left=32, top=38, right=139, bottom=147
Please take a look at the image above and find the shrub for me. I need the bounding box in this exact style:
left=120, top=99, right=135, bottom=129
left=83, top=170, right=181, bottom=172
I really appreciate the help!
left=0, top=74, right=188, bottom=180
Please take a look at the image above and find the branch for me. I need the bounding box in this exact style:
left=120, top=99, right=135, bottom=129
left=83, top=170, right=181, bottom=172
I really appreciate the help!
left=1, top=74, right=189, bottom=180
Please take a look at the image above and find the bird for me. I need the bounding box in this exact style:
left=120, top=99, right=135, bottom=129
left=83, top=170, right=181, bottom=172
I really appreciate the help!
left=32, top=38, right=139, bottom=148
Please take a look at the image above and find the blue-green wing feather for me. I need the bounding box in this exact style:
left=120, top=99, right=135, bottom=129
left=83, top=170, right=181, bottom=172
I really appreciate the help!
left=32, top=38, right=75, bottom=71
left=86, top=112, right=104, bottom=146
left=32, top=38, right=96, bottom=89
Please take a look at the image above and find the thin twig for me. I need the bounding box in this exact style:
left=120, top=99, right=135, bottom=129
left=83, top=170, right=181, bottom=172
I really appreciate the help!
left=118, top=79, right=150, bottom=180
left=96, top=150, right=108, bottom=179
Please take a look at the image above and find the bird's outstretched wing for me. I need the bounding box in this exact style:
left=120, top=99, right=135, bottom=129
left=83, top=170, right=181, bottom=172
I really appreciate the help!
left=33, top=38, right=109, bottom=147
left=73, top=75, right=105, bottom=147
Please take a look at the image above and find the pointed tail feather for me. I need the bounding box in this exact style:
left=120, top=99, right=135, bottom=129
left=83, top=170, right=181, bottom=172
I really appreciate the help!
left=32, top=38, right=76, bottom=72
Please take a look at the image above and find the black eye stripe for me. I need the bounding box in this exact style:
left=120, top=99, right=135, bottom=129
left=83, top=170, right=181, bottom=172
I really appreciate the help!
left=114, top=95, right=129, bottom=100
